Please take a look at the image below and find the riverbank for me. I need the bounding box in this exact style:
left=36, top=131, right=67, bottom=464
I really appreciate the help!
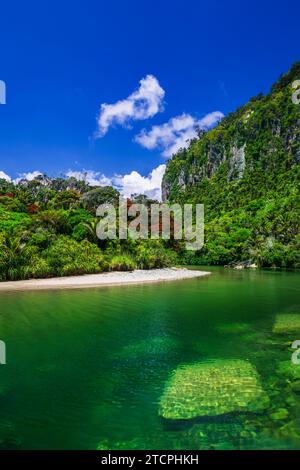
left=0, top=268, right=210, bottom=291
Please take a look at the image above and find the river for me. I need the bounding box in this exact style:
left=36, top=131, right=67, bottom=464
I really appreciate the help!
left=0, top=267, right=299, bottom=449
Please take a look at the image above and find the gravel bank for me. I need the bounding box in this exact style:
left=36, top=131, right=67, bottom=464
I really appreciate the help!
left=0, top=268, right=210, bottom=292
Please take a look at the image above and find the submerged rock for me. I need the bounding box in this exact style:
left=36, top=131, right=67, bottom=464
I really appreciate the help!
left=272, top=314, right=300, bottom=335
left=277, top=361, right=300, bottom=381
left=159, top=359, right=269, bottom=420
left=276, top=420, right=300, bottom=442
left=270, top=408, right=289, bottom=421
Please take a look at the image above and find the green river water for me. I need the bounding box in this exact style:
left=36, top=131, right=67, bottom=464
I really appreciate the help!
left=0, top=267, right=300, bottom=450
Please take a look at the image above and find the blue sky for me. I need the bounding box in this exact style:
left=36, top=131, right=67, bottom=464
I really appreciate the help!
left=0, top=0, right=299, bottom=198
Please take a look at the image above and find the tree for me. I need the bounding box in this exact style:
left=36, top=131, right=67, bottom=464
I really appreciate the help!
left=80, top=186, right=120, bottom=212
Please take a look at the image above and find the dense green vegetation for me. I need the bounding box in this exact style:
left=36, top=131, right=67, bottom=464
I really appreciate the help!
left=1, top=63, right=299, bottom=281
left=163, top=62, right=300, bottom=268
left=0, top=176, right=177, bottom=281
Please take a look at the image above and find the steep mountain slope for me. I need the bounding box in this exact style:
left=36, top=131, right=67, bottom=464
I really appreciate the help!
left=162, top=62, right=300, bottom=267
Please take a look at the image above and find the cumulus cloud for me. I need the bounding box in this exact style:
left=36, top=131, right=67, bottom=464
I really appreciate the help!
left=198, top=111, right=224, bottom=128
left=0, top=170, right=46, bottom=185
left=20, top=171, right=43, bottom=181
left=66, top=170, right=112, bottom=187
left=96, top=75, right=165, bottom=137
left=0, top=171, right=11, bottom=181
left=135, top=111, right=224, bottom=157
left=14, top=171, right=43, bottom=184
left=113, top=164, right=166, bottom=201
left=0, top=170, right=44, bottom=184
left=66, top=166, right=165, bottom=200
left=1, top=166, right=166, bottom=200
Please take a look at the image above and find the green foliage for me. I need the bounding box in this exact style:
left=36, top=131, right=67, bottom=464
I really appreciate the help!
left=50, top=189, right=80, bottom=209
left=1, top=63, right=298, bottom=279
left=0, top=207, right=31, bottom=233
left=32, top=210, right=72, bottom=235
left=43, top=236, right=106, bottom=277
left=0, top=232, right=40, bottom=281
left=109, top=254, right=136, bottom=271
left=80, top=186, right=119, bottom=212
left=0, top=178, right=176, bottom=281
left=163, top=62, right=300, bottom=268
left=134, top=241, right=177, bottom=269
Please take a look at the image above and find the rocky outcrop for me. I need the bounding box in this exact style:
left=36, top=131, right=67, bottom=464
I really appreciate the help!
left=206, top=142, right=226, bottom=178
left=224, top=260, right=257, bottom=269
left=159, top=360, right=269, bottom=419
left=162, top=62, right=300, bottom=202
left=228, top=144, right=246, bottom=180
left=272, top=314, right=300, bottom=334
left=161, top=177, right=172, bottom=202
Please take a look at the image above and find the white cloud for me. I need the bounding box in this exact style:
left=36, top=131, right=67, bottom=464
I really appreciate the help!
left=66, top=166, right=165, bottom=200
left=113, top=164, right=166, bottom=201
left=135, top=111, right=224, bottom=157
left=14, top=171, right=43, bottom=184
left=66, top=170, right=112, bottom=187
left=96, top=75, right=165, bottom=137
left=0, top=170, right=44, bottom=184
left=198, top=111, right=224, bottom=128
left=0, top=171, right=11, bottom=181
left=1, top=166, right=166, bottom=200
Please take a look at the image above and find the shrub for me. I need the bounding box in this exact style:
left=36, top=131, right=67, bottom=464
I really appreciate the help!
left=109, top=254, right=136, bottom=271
left=42, top=236, right=105, bottom=277
left=22, top=256, right=52, bottom=279
left=135, top=241, right=178, bottom=269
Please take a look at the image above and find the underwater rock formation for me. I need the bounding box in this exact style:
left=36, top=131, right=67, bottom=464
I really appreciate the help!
left=273, top=314, right=300, bottom=334
left=159, top=359, right=269, bottom=420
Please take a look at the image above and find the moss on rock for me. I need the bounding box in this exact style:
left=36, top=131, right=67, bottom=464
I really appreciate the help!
left=276, top=361, right=300, bottom=381
left=270, top=408, right=289, bottom=421
left=159, top=359, right=269, bottom=420
left=273, top=314, right=300, bottom=335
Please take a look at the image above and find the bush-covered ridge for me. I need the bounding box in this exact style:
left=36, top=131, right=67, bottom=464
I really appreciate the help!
left=162, top=62, right=300, bottom=268
left=1, top=63, right=299, bottom=279
left=0, top=177, right=177, bottom=281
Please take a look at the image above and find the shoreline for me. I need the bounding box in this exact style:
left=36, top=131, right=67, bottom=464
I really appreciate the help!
left=0, top=268, right=211, bottom=292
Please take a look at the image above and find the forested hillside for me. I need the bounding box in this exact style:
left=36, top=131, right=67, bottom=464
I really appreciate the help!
left=0, top=176, right=176, bottom=281
left=162, top=62, right=300, bottom=268
left=1, top=64, right=299, bottom=282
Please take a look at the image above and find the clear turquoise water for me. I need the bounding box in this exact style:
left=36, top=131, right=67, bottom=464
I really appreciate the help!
left=0, top=267, right=300, bottom=450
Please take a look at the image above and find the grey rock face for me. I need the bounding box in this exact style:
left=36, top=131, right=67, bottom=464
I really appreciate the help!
left=178, top=169, right=186, bottom=190
left=161, top=177, right=171, bottom=202
left=228, top=144, right=246, bottom=181
left=206, top=143, right=226, bottom=178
